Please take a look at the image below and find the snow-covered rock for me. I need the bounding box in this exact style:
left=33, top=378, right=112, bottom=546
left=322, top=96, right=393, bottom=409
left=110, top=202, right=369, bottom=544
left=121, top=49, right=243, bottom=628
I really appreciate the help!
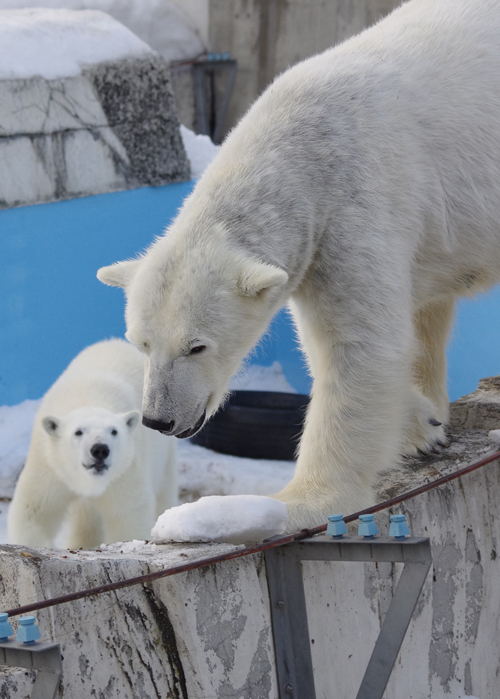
left=0, top=9, right=151, bottom=80
left=0, top=8, right=189, bottom=208
left=152, top=494, right=288, bottom=544
left=0, top=0, right=205, bottom=63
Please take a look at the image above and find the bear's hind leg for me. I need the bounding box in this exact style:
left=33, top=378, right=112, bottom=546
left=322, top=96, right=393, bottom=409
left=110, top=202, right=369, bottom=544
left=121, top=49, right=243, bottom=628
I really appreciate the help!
left=401, top=297, right=454, bottom=456
left=413, top=297, right=454, bottom=422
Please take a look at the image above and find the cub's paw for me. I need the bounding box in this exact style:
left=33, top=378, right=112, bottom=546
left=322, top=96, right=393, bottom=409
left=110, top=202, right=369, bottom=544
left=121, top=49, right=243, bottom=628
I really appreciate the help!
left=402, top=392, right=448, bottom=458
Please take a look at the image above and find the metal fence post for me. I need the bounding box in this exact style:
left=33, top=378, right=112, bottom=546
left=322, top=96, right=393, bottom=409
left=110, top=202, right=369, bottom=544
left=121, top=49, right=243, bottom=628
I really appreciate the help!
left=265, top=536, right=432, bottom=699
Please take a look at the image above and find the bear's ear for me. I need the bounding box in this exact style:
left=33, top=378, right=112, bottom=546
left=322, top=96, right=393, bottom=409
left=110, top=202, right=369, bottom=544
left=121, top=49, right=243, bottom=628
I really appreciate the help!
left=238, top=260, right=288, bottom=297
left=42, top=416, right=60, bottom=436
left=97, top=259, right=142, bottom=289
left=122, top=410, right=141, bottom=432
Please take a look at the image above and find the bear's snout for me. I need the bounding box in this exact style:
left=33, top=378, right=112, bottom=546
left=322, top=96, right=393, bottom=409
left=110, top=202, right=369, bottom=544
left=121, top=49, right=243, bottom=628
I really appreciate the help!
left=90, top=443, right=110, bottom=461
left=142, top=416, right=175, bottom=434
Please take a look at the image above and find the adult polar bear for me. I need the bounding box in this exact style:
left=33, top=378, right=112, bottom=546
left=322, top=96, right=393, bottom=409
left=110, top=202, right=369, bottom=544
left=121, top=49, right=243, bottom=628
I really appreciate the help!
left=99, top=0, right=500, bottom=532
left=8, top=340, right=177, bottom=548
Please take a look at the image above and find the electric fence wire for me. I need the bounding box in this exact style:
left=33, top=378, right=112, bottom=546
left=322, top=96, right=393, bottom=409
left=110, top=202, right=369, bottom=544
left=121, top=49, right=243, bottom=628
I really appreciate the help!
left=4, top=448, right=500, bottom=618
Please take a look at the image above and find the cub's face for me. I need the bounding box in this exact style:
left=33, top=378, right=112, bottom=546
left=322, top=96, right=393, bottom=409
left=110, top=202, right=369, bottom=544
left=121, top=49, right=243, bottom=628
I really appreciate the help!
left=41, top=407, right=140, bottom=497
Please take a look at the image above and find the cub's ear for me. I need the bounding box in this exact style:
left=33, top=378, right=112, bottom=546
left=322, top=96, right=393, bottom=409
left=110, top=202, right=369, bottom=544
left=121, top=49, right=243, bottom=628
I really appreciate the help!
left=238, top=260, right=288, bottom=297
left=122, top=410, right=141, bottom=432
left=97, top=259, right=142, bottom=289
left=42, top=416, right=60, bottom=436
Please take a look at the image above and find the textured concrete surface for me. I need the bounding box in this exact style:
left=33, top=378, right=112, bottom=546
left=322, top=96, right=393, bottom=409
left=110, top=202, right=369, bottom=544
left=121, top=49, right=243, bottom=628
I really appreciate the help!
left=208, top=0, right=402, bottom=136
left=1, top=382, right=500, bottom=697
left=0, top=54, right=190, bottom=208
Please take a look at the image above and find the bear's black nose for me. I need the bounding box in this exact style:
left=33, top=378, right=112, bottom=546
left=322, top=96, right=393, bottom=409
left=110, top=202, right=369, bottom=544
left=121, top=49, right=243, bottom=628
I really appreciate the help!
left=90, top=443, right=110, bottom=461
left=142, top=416, right=175, bottom=434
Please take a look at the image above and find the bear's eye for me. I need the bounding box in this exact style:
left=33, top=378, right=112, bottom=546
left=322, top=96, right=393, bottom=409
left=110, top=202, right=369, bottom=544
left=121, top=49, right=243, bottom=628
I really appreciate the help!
left=142, top=342, right=149, bottom=350
left=190, top=345, right=206, bottom=355
left=75, top=430, right=83, bottom=437
left=111, top=429, right=118, bottom=436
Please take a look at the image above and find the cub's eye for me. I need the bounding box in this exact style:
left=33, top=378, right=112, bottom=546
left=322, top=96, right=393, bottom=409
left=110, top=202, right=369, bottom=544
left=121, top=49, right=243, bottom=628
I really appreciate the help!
left=75, top=430, right=83, bottom=437
left=142, top=342, right=149, bottom=350
left=190, top=345, right=206, bottom=355
left=111, top=429, right=118, bottom=436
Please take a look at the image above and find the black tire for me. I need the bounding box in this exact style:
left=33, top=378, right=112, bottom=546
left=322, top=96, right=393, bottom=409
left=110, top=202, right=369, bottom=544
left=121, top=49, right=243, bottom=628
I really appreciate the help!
left=190, top=391, right=310, bottom=460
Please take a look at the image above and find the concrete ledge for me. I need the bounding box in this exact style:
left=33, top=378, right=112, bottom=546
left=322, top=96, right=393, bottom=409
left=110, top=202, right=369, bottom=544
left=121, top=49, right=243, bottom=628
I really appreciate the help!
left=1, top=383, right=500, bottom=697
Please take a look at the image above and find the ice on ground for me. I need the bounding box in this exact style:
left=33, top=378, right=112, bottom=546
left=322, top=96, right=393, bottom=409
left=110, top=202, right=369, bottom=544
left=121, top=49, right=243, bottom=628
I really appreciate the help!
left=180, top=125, right=220, bottom=179
left=0, top=8, right=152, bottom=80
left=1, top=0, right=205, bottom=64
left=229, top=360, right=298, bottom=393
left=177, top=440, right=295, bottom=501
left=152, top=495, right=288, bottom=545
left=0, top=399, right=41, bottom=499
left=488, top=428, right=500, bottom=444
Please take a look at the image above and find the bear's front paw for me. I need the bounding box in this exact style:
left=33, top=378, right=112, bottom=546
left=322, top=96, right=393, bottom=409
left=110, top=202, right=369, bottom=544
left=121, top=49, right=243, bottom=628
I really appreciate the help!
left=402, top=391, right=449, bottom=458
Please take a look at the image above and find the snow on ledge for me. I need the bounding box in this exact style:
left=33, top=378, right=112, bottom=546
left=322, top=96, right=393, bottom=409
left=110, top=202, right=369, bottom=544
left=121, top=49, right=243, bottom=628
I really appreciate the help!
left=152, top=495, right=288, bottom=545
left=0, top=8, right=153, bottom=81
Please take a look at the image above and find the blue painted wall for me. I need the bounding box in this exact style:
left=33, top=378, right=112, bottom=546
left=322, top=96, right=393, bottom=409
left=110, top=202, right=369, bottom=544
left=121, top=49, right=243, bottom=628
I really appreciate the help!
left=1, top=182, right=499, bottom=405
left=0, top=182, right=195, bottom=405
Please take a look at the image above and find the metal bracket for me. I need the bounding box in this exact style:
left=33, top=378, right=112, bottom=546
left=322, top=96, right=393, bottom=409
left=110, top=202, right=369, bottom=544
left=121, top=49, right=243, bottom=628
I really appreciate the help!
left=0, top=640, right=62, bottom=699
left=265, top=536, right=432, bottom=699
left=193, top=59, right=238, bottom=144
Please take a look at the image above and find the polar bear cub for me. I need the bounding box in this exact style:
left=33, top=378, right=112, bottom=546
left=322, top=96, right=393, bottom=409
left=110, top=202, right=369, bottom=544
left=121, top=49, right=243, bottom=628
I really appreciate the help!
left=8, top=339, right=177, bottom=549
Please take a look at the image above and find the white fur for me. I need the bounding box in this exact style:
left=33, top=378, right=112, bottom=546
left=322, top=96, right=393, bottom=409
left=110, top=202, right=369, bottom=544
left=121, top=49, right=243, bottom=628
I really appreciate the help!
left=98, top=0, right=500, bottom=531
left=8, top=339, right=177, bottom=548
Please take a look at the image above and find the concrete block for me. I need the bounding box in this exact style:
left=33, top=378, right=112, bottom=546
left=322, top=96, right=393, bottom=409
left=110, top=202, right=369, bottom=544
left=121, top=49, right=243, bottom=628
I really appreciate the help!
left=63, top=128, right=127, bottom=197
left=450, top=375, right=500, bottom=430
left=0, top=50, right=190, bottom=208
left=0, top=135, right=56, bottom=208
left=0, top=542, right=277, bottom=698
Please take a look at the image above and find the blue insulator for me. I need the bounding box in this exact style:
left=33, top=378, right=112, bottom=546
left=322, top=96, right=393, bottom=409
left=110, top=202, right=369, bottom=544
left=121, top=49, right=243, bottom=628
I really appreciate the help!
left=16, top=616, right=41, bottom=646
left=0, top=613, right=13, bottom=642
left=389, top=514, right=411, bottom=540
left=326, top=514, right=348, bottom=539
left=358, top=514, right=379, bottom=539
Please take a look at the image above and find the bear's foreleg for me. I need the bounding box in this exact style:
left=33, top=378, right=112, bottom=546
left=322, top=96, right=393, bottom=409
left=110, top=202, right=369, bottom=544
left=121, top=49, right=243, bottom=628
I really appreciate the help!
left=64, top=501, right=105, bottom=549
left=276, top=280, right=426, bottom=531
left=8, top=465, right=74, bottom=547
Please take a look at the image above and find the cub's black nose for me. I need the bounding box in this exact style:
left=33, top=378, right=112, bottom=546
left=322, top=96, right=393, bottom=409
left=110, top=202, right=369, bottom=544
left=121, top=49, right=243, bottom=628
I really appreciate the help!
left=90, top=443, right=110, bottom=461
left=142, top=416, right=175, bottom=434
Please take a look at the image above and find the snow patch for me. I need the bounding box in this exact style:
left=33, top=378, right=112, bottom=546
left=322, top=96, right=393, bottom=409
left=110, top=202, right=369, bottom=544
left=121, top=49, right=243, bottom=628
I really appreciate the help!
left=0, top=8, right=152, bottom=80
left=177, top=439, right=295, bottom=501
left=229, top=360, right=298, bottom=393
left=0, top=0, right=205, bottom=64
left=488, top=428, right=500, bottom=444
left=180, top=125, right=220, bottom=179
left=152, top=494, right=288, bottom=544
left=0, top=398, right=41, bottom=498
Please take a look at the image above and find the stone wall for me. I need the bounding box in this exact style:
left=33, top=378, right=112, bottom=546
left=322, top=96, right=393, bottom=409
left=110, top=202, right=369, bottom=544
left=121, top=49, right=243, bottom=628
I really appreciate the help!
left=0, top=54, right=190, bottom=209
left=1, top=381, right=500, bottom=697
